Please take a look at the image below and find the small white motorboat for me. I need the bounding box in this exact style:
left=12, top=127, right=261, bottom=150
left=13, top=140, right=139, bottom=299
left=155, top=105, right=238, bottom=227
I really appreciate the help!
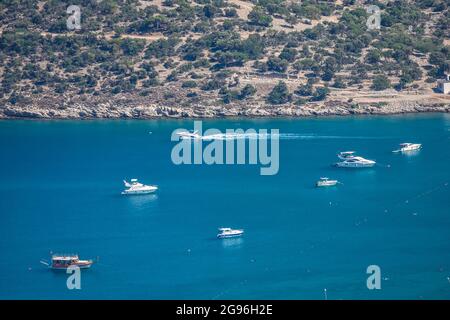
left=316, top=177, right=338, bottom=187
left=392, top=143, right=421, bottom=153
left=176, top=130, right=202, bottom=140
left=217, top=227, right=244, bottom=239
left=336, top=156, right=376, bottom=168
left=122, top=179, right=158, bottom=195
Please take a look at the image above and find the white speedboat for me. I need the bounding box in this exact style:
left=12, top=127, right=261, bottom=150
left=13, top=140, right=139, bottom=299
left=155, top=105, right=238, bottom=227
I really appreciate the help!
left=393, top=143, right=421, bottom=153
left=336, top=156, right=376, bottom=168
left=122, top=179, right=158, bottom=195
left=316, top=177, right=338, bottom=187
left=217, top=227, right=244, bottom=239
left=338, top=151, right=356, bottom=160
left=176, top=130, right=202, bottom=140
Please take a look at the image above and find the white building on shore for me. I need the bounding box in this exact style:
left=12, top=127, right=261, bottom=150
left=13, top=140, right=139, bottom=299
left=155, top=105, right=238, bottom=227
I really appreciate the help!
left=437, top=75, right=450, bottom=94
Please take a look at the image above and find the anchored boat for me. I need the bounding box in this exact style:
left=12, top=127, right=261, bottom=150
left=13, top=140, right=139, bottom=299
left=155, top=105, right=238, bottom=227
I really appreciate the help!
left=316, top=177, right=339, bottom=187
left=41, top=254, right=94, bottom=270
left=335, top=151, right=376, bottom=168
left=393, top=143, right=421, bottom=153
left=217, top=227, right=244, bottom=239
left=336, top=156, right=376, bottom=168
left=122, top=179, right=158, bottom=195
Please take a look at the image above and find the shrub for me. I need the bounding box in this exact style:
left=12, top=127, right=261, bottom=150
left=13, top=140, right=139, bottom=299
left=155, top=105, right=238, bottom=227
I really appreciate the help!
left=267, top=81, right=292, bottom=104
left=164, top=92, right=175, bottom=99
left=331, top=77, right=347, bottom=88
left=279, top=48, right=297, bottom=62
left=267, top=57, right=289, bottom=73
left=201, top=79, right=224, bottom=91
left=239, top=84, right=257, bottom=99
left=182, top=80, right=197, bottom=88
left=371, top=75, right=391, bottom=91
left=248, top=7, right=273, bottom=27
left=295, top=83, right=313, bottom=96
left=224, top=8, right=238, bottom=18
left=311, top=86, right=330, bottom=101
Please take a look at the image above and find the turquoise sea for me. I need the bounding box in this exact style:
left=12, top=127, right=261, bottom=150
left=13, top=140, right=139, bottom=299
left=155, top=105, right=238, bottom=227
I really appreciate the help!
left=0, top=114, right=449, bottom=299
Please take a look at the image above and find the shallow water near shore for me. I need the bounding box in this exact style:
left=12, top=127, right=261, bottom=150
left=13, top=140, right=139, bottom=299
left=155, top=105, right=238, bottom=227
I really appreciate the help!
left=0, top=113, right=449, bottom=299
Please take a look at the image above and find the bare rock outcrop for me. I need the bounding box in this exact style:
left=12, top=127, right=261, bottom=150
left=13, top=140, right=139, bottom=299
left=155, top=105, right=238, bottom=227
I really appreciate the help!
left=1, top=97, right=448, bottom=120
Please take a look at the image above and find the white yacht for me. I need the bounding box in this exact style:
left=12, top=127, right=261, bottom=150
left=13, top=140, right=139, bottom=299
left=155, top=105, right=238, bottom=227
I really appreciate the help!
left=338, top=151, right=356, bottom=160
left=176, top=130, right=202, bottom=140
left=122, top=179, right=158, bottom=195
left=217, top=227, right=244, bottom=239
left=316, top=177, right=338, bottom=187
left=393, top=143, right=421, bottom=153
left=336, top=156, right=376, bottom=168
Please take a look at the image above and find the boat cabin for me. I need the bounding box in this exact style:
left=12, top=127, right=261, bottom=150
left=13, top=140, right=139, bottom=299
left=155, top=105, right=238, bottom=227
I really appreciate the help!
left=51, top=254, right=79, bottom=268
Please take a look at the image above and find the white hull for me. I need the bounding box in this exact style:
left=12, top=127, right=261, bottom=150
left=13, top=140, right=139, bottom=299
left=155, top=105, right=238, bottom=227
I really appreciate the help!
left=393, top=146, right=421, bottom=153
left=177, top=131, right=202, bottom=140
left=335, top=153, right=375, bottom=168
left=317, top=181, right=338, bottom=187
left=122, top=189, right=157, bottom=195
left=217, top=232, right=244, bottom=239
left=122, top=179, right=157, bottom=195
left=336, top=162, right=375, bottom=168
left=217, top=228, right=244, bottom=239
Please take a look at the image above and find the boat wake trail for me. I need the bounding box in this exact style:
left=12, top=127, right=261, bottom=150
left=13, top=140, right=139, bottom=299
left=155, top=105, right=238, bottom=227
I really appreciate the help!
left=199, top=133, right=387, bottom=140
left=201, top=132, right=273, bottom=140
left=279, top=134, right=389, bottom=140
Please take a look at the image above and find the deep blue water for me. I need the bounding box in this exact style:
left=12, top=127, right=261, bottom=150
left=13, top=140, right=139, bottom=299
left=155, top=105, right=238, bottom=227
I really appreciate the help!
left=0, top=114, right=449, bottom=299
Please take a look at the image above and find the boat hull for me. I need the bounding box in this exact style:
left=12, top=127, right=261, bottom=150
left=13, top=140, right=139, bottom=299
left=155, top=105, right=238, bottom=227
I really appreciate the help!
left=217, top=233, right=244, bottom=239
left=51, top=262, right=93, bottom=270
left=316, top=181, right=338, bottom=187
left=336, top=162, right=375, bottom=168
left=121, top=189, right=157, bottom=195
left=393, top=144, right=421, bottom=153
left=401, top=146, right=421, bottom=152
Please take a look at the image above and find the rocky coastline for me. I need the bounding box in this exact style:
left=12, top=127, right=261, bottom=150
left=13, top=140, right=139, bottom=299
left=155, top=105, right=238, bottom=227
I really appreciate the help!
left=1, top=95, right=449, bottom=120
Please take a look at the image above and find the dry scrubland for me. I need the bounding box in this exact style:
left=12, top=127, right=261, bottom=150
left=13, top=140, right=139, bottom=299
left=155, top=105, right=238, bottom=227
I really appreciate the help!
left=0, top=0, right=449, bottom=118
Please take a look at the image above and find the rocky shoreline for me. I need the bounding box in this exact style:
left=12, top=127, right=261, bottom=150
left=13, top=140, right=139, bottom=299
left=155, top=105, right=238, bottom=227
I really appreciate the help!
left=1, top=97, right=449, bottom=120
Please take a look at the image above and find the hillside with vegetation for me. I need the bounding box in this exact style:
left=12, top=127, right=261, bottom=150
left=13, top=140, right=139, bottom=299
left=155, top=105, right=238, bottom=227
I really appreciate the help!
left=0, top=0, right=449, bottom=118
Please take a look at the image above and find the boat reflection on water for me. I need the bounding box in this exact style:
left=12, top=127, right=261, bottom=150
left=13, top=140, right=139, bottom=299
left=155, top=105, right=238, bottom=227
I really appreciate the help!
left=221, top=237, right=244, bottom=248
left=125, top=194, right=158, bottom=211
left=401, top=149, right=421, bottom=157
